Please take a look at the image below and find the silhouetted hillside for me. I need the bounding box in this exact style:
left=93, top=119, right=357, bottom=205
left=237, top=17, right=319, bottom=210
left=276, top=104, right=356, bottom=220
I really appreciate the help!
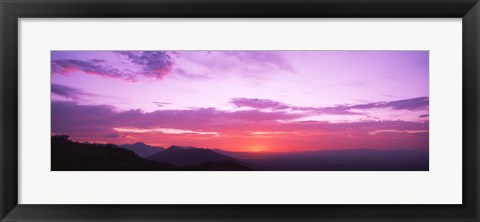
left=51, top=136, right=252, bottom=171
left=147, top=145, right=233, bottom=166
left=120, top=142, right=164, bottom=158
left=51, top=135, right=427, bottom=171
left=51, top=135, right=176, bottom=171
left=183, top=160, right=252, bottom=171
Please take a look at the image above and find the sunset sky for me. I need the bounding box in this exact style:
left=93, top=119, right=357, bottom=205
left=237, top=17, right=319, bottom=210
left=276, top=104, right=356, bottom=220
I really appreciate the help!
left=51, top=51, right=429, bottom=152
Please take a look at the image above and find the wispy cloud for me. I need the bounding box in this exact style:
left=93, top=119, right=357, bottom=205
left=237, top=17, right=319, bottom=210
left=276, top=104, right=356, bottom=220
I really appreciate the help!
left=51, top=84, right=96, bottom=100
left=231, top=96, right=429, bottom=115
left=114, top=127, right=219, bottom=136
left=51, top=51, right=175, bottom=81
left=152, top=101, right=171, bottom=107
left=367, top=129, right=428, bottom=135
left=231, top=98, right=290, bottom=110
left=172, top=51, right=294, bottom=80
left=341, top=97, right=429, bottom=111
left=220, top=51, right=294, bottom=72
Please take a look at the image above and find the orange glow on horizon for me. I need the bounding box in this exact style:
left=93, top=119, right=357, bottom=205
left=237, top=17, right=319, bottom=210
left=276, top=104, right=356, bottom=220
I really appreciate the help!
left=249, top=144, right=267, bottom=152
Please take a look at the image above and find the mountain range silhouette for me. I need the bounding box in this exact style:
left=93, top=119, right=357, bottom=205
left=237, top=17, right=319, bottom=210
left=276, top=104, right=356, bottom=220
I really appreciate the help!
left=51, top=135, right=428, bottom=171
left=148, top=146, right=233, bottom=166
left=52, top=135, right=250, bottom=171
left=120, top=142, right=164, bottom=158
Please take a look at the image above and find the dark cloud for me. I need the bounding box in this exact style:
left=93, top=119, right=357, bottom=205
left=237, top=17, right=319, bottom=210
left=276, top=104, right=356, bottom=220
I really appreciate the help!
left=51, top=51, right=175, bottom=81
left=51, top=59, right=137, bottom=81
left=51, top=102, right=304, bottom=135
left=115, top=51, right=174, bottom=79
left=52, top=101, right=428, bottom=138
left=419, top=114, right=429, bottom=118
left=51, top=84, right=96, bottom=100
left=231, top=96, right=429, bottom=115
left=345, top=97, right=429, bottom=111
left=231, top=97, right=361, bottom=115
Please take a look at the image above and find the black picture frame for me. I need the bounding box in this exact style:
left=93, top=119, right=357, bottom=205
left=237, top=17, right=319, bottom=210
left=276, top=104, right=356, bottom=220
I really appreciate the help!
left=1, top=0, right=479, bottom=221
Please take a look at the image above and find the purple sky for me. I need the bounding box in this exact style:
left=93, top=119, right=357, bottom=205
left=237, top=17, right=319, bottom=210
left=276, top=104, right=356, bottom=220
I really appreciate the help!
left=51, top=51, right=429, bottom=152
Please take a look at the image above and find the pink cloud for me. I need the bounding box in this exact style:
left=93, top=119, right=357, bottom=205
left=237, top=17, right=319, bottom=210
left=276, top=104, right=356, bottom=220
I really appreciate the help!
left=52, top=101, right=428, bottom=151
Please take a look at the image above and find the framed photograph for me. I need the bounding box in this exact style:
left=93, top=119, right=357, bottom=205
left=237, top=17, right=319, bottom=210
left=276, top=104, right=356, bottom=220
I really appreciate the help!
left=1, top=0, right=479, bottom=221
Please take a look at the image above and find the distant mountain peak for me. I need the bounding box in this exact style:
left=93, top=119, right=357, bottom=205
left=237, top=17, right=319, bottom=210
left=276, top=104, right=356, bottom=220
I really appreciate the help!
left=120, top=142, right=164, bottom=158
left=148, top=146, right=234, bottom=167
